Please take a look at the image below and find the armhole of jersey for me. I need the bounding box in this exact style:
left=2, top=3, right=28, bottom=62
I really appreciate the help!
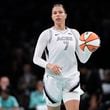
left=48, top=29, right=52, bottom=43
left=70, top=29, right=78, bottom=51
left=45, top=29, right=52, bottom=60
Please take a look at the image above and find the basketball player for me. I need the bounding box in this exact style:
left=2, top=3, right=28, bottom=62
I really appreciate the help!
left=33, top=3, right=98, bottom=110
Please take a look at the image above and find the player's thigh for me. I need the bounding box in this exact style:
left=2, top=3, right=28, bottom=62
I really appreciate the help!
left=62, top=79, right=83, bottom=110
left=43, top=74, right=62, bottom=107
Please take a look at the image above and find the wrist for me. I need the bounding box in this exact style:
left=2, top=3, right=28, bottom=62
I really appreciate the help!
left=46, top=63, right=51, bottom=69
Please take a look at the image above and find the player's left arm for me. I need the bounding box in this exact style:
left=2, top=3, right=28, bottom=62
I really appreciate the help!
left=73, top=29, right=92, bottom=63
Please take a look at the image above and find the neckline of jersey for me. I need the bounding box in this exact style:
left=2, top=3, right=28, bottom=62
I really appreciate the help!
left=52, top=26, right=69, bottom=34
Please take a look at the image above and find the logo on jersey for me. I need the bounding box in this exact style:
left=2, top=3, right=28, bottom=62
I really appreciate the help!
left=57, top=36, right=72, bottom=41
left=55, top=33, right=59, bottom=36
left=57, top=36, right=73, bottom=50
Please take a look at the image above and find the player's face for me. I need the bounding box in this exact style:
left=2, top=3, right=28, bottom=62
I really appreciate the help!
left=51, top=6, right=67, bottom=25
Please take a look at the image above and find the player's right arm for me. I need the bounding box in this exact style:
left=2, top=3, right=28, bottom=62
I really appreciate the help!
left=33, top=29, right=62, bottom=74
left=33, top=30, right=50, bottom=68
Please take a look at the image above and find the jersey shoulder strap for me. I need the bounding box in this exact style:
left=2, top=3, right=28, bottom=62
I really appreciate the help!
left=70, top=29, right=78, bottom=44
left=48, top=28, right=52, bottom=43
left=44, top=28, right=52, bottom=60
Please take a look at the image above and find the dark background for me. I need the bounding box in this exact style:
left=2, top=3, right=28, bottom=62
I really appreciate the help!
left=0, top=0, right=110, bottom=76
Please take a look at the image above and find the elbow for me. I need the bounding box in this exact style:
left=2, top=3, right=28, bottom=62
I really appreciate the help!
left=78, top=53, right=91, bottom=64
left=33, top=57, right=38, bottom=65
left=81, top=60, right=87, bottom=64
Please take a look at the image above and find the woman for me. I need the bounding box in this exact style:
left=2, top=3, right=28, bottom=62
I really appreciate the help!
left=0, top=88, right=19, bottom=110
left=29, top=80, right=47, bottom=110
left=33, top=3, right=98, bottom=110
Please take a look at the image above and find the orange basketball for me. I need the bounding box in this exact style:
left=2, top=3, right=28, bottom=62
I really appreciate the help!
left=79, top=32, right=100, bottom=52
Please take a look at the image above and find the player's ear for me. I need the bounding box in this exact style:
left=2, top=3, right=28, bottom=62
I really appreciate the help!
left=65, top=13, right=67, bottom=19
left=51, top=15, right=53, bottom=21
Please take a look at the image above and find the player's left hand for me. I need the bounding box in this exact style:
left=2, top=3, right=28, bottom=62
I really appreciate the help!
left=90, top=46, right=100, bottom=52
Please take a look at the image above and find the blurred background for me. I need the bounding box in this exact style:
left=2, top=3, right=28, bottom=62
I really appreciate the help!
left=0, top=0, right=110, bottom=110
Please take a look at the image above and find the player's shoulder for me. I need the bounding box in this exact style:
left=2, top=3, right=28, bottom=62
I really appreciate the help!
left=41, top=28, right=51, bottom=34
left=68, top=27, right=80, bottom=34
left=39, top=28, right=52, bottom=39
left=68, top=27, right=80, bottom=39
left=39, top=27, right=52, bottom=40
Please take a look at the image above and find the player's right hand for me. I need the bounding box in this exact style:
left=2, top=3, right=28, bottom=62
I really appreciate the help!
left=46, top=63, right=62, bottom=75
